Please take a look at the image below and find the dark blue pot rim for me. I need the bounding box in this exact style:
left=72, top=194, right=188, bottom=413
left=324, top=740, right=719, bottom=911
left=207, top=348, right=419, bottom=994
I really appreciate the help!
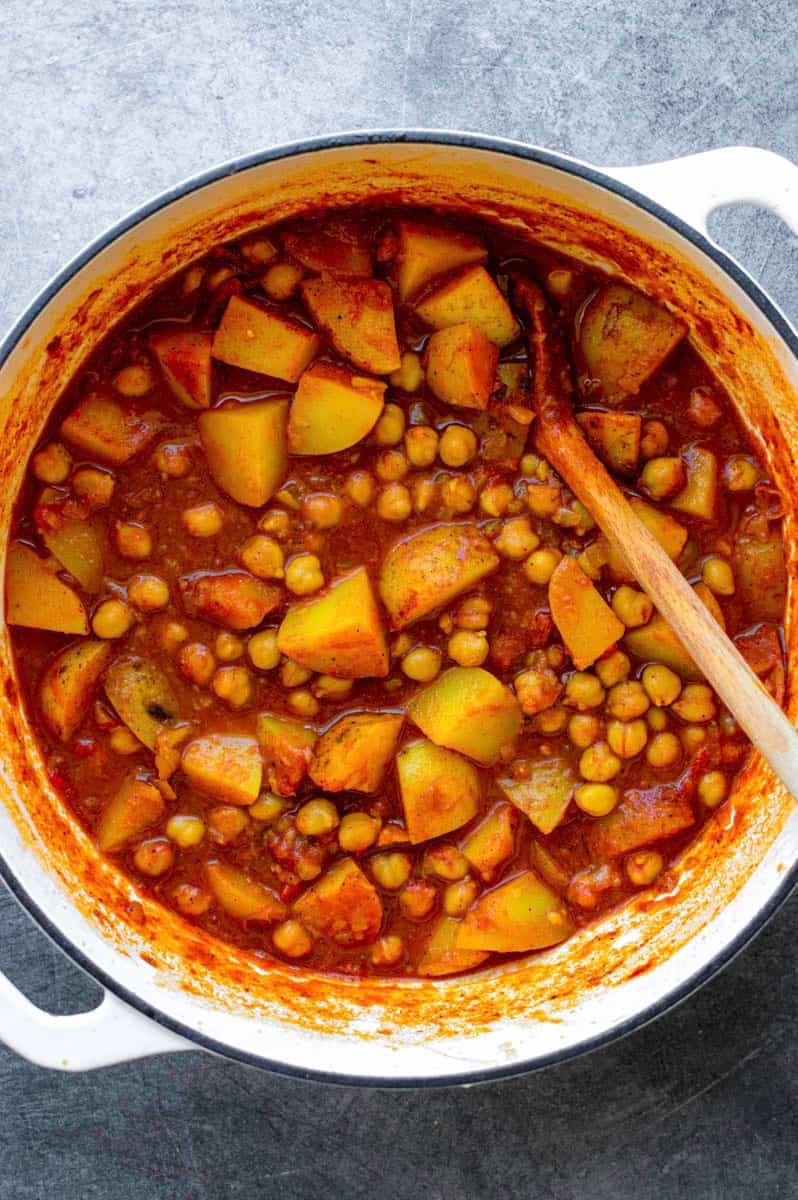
left=1, top=128, right=797, bottom=1088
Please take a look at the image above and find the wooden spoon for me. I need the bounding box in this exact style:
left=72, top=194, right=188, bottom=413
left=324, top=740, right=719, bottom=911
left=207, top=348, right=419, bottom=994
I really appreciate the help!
left=517, top=278, right=798, bottom=799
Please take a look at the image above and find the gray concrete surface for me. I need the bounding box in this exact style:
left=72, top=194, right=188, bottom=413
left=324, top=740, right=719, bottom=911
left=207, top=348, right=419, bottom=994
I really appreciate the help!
left=1, top=0, right=797, bottom=1196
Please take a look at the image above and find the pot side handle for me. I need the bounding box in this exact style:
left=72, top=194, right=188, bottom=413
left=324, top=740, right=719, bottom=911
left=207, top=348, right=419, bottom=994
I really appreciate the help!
left=604, top=146, right=798, bottom=237
left=0, top=969, right=191, bottom=1071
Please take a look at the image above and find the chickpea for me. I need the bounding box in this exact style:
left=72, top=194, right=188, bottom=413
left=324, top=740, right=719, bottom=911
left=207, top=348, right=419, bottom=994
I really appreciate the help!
left=208, top=805, right=249, bottom=843
left=127, top=574, right=169, bottom=612
left=446, top=629, right=489, bottom=667
left=376, top=448, right=409, bottom=482
left=154, top=441, right=192, bottom=479
left=546, top=268, right=574, bottom=297
left=640, top=456, right=685, bottom=501
left=480, top=481, right=514, bottom=517
left=296, top=798, right=339, bottom=837
left=302, top=493, right=343, bottom=528
left=134, top=838, right=175, bottom=876
left=495, top=516, right=540, bottom=560
left=719, top=712, right=739, bottom=738
left=172, top=883, right=212, bottom=917
left=403, top=426, right=437, bottom=469
left=578, top=540, right=608, bottom=581
left=377, top=483, right=412, bottom=522
left=182, top=265, right=205, bottom=293
left=72, top=467, right=115, bottom=507
left=454, top=595, right=492, bottom=630
left=32, top=442, right=71, bottom=484
left=638, top=666, right=680, bottom=711
left=523, top=547, right=562, bottom=585
left=607, top=718, right=648, bottom=759
left=526, top=482, right=561, bottom=518
left=371, top=934, right=404, bottom=967
left=646, top=731, right=682, bottom=768
left=702, top=556, right=735, bottom=596
left=402, top=645, right=443, bottom=682
left=374, top=403, right=406, bottom=446
left=313, top=674, right=355, bottom=700
left=338, top=811, right=381, bottom=853
left=109, top=727, right=141, bottom=755
left=281, top=658, right=313, bottom=687
left=272, top=919, right=313, bottom=958
left=440, top=475, right=476, bottom=514
left=288, top=688, right=319, bottom=717
left=439, top=424, right=477, bottom=467
left=698, top=770, right=728, bottom=808
left=626, top=850, right=664, bottom=886
left=412, top=477, right=438, bottom=514
left=345, top=470, right=376, bottom=507
left=723, top=455, right=760, bottom=492
left=595, top=651, right=631, bottom=688
left=206, top=265, right=234, bottom=290
left=565, top=672, right=605, bottom=711
left=606, top=680, right=650, bottom=720
left=682, top=724, right=709, bottom=753
left=579, top=742, right=622, bottom=782
left=371, top=852, right=412, bottom=890
left=285, top=553, right=324, bottom=595
left=214, top=631, right=244, bottom=662
left=114, top=521, right=152, bottom=560
left=647, top=707, right=668, bottom=732
left=166, top=814, right=206, bottom=848
left=247, top=629, right=280, bottom=671
left=640, top=419, right=669, bottom=459
left=672, top=683, right=716, bottom=724
left=178, top=642, right=215, bottom=686
left=249, top=793, right=290, bottom=822
left=574, top=781, right=619, bottom=816
left=568, top=713, right=602, bottom=749
left=514, top=667, right=562, bottom=716
left=389, top=351, right=424, bottom=392
left=400, top=879, right=437, bottom=920
left=423, top=844, right=470, bottom=881
left=239, top=534, right=285, bottom=579
left=241, top=236, right=277, bottom=264
left=159, top=620, right=188, bottom=652
left=212, top=665, right=253, bottom=708
left=113, top=363, right=153, bottom=396
left=612, top=585, right=653, bottom=629
left=688, top=386, right=722, bottom=427
left=182, top=502, right=223, bottom=538
left=263, top=261, right=303, bottom=300
left=547, top=645, right=566, bottom=670
left=92, top=599, right=134, bottom=640
left=258, top=508, right=292, bottom=538
left=536, top=706, right=569, bottom=734
left=443, top=878, right=479, bottom=917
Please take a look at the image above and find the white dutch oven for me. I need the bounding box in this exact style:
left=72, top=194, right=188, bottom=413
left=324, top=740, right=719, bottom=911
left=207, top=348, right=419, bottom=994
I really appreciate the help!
left=0, top=133, right=797, bottom=1084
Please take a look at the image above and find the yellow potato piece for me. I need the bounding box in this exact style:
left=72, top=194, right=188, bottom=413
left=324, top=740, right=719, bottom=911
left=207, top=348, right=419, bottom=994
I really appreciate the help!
left=206, top=861, right=286, bottom=922
left=293, top=858, right=383, bottom=945
left=733, top=527, right=787, bottom=623
left=549, top=556, right=625, bottom=669
left=212, top=295, right=320, bottom=382
left=406, top=667, right=522, bottom=767
left=149, top=328, right=213, bottom=409
left=277, top=566, right=389, bottom=678
left=288, top=362, right=385, bottom=454
left=415, top=265, right=520, bottom=347
left=378, top=522, right=499, bottom=629
left=670, top=444, right=719, bottom=521
left=575, top=410, right=641, bottom=476
left=395, top=219, right=487, bottom=301
left=61, top=394, right=160, bottom=465
left=199, top=396, right=289, bottom=507
left=424, top=323, right=498, bottom=409
left=497, top=757, right=576, bottom=835
left=301, top=277, right=401, bottom=374
left=396, top=738, right=481, bottom=844
left=6, top=542, right=88, bottom=634
left=282, top=225, right=372, bottom=276
left=461, top=801, right=518, bottom=881
left=623, top=582, right=725, bottom=682
left=416, top=915, right=489, bottom=977
left=310, top=711, right=403, bottom=793
left=182, top=734, right=263, bottom=806
left=579, top=283, right=686, bottom=404
left=96, top=775, right=165, bottom=853
left=40, top=639, right=113, bottom=741
left=104, top=656, right=179, bottom=750
left=456, top=871, right=574, bottom=953
left=42, top=519, right=104, bottom=593
left=602, top=497, right=687, bottom=581
left=257, top=714, right=317, bottom=797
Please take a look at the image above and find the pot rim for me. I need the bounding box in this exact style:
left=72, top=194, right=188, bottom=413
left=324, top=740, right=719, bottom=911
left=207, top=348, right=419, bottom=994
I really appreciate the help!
left=2, top=127, right=797, bottom=1088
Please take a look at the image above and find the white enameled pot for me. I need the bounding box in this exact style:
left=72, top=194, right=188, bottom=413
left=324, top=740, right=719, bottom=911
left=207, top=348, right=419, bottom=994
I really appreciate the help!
left=0, top=134, right=797, bottom=1084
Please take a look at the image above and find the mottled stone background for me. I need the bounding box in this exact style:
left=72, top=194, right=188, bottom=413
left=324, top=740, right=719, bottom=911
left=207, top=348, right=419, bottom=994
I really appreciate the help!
left=1, top=1, right=797, bottom=1196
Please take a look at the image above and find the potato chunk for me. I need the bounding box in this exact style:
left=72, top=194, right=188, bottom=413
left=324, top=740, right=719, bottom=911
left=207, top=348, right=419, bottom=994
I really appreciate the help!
left=104, top=656, right=179, bottom=750
left=40, top=640, right=113, bottom=741
left=407, top=667, right=522, bottom=766
left=602, top=498, right=687, bottom=581
left=498, top=757, right=576, bottom=835
left=182, top=734, right=262, bottom=805
left=623, top=582, right=724, bottom=681
left=288, top=362, right=385, bottom=454
left=588, top=774, right=696, bottom=859
left=415, top=265, right=520, bottom=347
left=300, top=278, right=401, bottom=375
left=212, top=296, right=319, bottom=382
left=206, top=861, right=286, bottom=922
left=424, top=323, right=499, bottom=409
left=282, top=226, right=372, bottom=276
left=277, top=566, right=388, bottom=678
left=293, top=858, right=383, bottom=945
left=456, top=871, right=574, bottom=953
left=549, top=556, right=624, bottom=670
left=61, top=394, right=160, bottom=465
left=199, top=396, right=289, bottom=507
left=579, top=283, right=686, bottom=404
left=417, top=915, right=489, bottom=977
left=395, top=219, right=487, bottom=301
left=149, top=328, right=213, bottom=409
left=575, top=410, right=641, bottom=475
left=6, top=542, right=88, bottom=634
left=670, top=444, right=719, bottom=521
left=180, top=570, right=281, bottom=630
left=310, top=712, right=403, bottom=793
left=379, top=522, right=499, bottom=629
left=41, top=518, right=104, bottom=594
left=733, top=525, right=787, bottom=622
left=461, top=801, right=518, bottom=881
left=396, top=738, right=481, bottom=843
left=96, top=775, right=165, bottom=853
left=257, top=714, right=317, bottom=796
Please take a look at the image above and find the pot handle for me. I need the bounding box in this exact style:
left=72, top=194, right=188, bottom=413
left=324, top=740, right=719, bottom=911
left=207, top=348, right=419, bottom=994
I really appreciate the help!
left=0, top=968, right=191, bottom=1070
left=604, top=146, right=798, bottom=237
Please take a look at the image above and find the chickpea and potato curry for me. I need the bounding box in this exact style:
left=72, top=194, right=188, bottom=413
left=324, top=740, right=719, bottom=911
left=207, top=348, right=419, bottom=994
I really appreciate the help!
left=5, top=210, right=788, bottom=977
